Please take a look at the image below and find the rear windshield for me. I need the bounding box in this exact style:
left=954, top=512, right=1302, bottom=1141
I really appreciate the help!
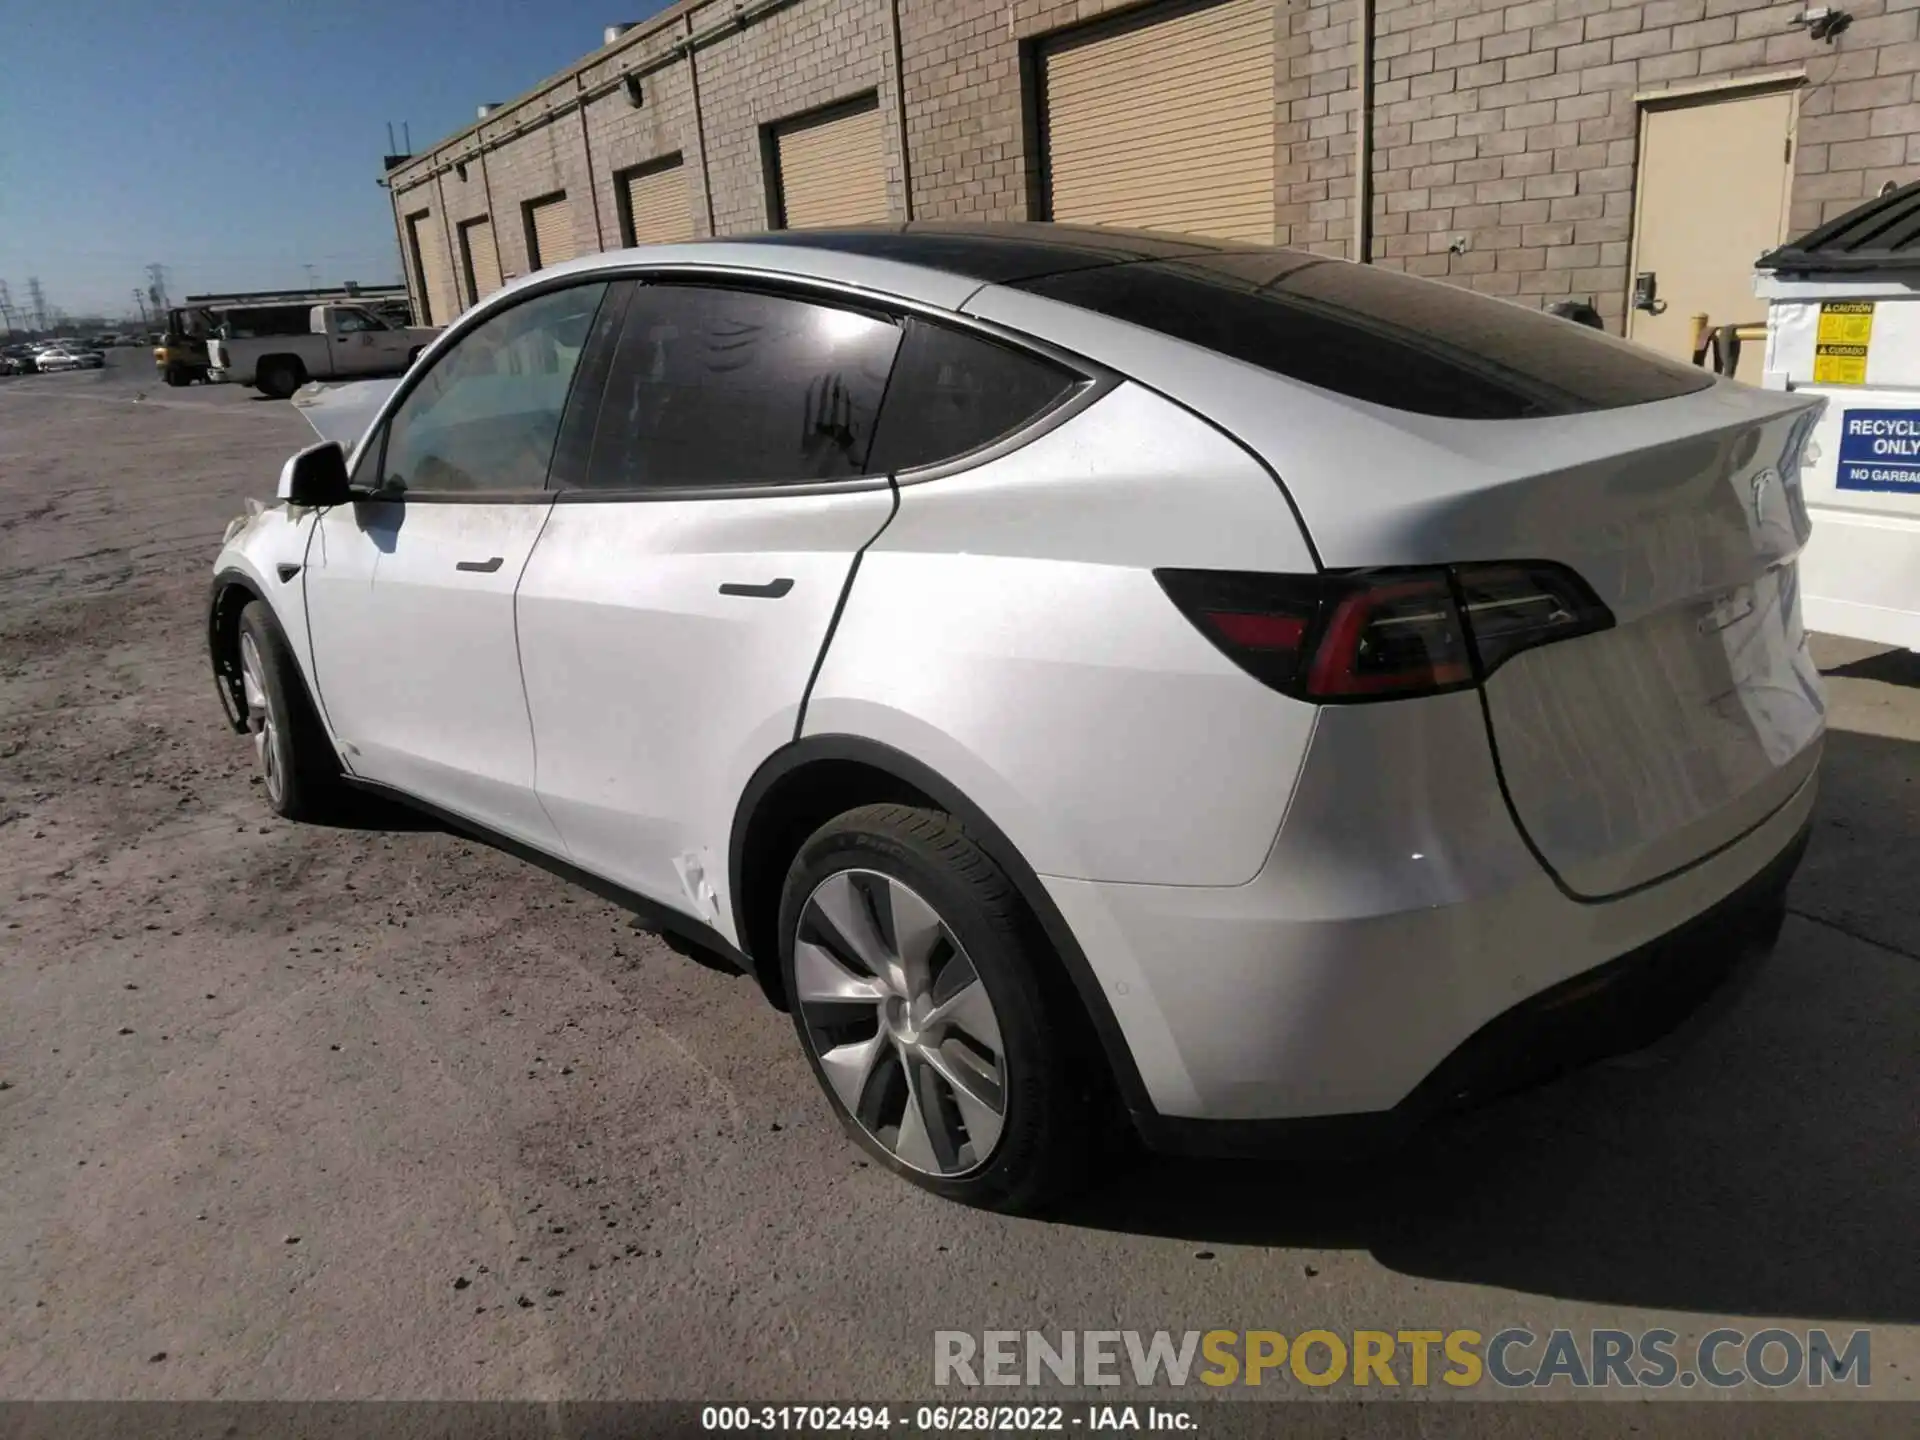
left=1014, top=252, right=1713, bottom=419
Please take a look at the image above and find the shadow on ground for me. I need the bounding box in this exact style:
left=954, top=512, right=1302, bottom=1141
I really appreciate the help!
left=1062, top=726, right=1919, bottom=1324
left=1821, top=646, right=1920, bottom=688
left=305, top=789, right=443, bottom=833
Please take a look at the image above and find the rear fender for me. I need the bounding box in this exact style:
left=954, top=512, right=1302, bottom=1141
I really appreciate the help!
left=728, top=733, right=1158, bottom=1120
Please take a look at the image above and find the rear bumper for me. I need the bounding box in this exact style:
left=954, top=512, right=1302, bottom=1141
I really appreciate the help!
left=1038, top=689, right=1820, bottom=1140
left=1131, top=817, right=1807, bottom=1159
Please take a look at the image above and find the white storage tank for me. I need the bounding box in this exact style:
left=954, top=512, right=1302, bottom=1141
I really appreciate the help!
left=1755, top=185, right=1920, bottom=652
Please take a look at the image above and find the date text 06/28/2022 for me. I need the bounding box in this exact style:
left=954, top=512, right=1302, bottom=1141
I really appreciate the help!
left=701, top=1406, right=1188, bottom=1432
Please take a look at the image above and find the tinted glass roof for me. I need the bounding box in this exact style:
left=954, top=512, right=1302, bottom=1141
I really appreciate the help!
left=736, top=222, right=1249, bottom=283
left=1014, top=251, right=1714, bottom=419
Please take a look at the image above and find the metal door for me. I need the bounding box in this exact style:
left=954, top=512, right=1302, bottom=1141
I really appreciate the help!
left=622, top=157, right=695, bottom=245
left=774, top=99, right=890, bottom=229
left=1628, top=88, right=1797, bottom=379
left=409, top=212, right=457, bottom=328
left=1042, top=0, right=1276, bottom=242
left=527, top=195, right=577, bottom=270
left=460, top=217, right=503, bottom=301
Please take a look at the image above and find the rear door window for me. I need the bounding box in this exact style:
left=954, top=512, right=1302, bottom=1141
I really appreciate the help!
left=1015, top=252, right=1714, bottom=419
left=867, top=318, right=1081, bottom=473
left=580, top=283, right=902, bottom=489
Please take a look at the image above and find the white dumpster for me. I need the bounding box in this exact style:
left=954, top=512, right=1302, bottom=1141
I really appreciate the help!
left=1756, top=189, right=1920, bottom=652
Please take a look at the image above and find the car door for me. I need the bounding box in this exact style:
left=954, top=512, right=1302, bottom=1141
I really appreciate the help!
left=514, top=279, right=904, bottom=930
left=326, top=306, right=401, bottom=377
left=303, top=280, right=608, bottom=851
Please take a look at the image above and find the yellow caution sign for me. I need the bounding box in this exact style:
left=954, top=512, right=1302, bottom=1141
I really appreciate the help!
left=1814, top=301, right=1875, bottom=384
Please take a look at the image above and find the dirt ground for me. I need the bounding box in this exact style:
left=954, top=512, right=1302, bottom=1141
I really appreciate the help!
left=2, top=354, right=1917, bottom=1418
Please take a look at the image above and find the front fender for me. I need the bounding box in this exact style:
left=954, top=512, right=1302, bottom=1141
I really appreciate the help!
left=208, top=506, right=320, bottom=730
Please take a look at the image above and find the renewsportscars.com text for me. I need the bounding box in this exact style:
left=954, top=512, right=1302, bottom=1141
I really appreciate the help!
left=933, top=1328, right=1871, bottom=1391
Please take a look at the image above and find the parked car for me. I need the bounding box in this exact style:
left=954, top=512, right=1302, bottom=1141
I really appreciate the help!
left=3, top=345, right=40, bottom=374
left=208, top=224, right=1825, bottom=1212
left=33, top=345, right=104, bottom=372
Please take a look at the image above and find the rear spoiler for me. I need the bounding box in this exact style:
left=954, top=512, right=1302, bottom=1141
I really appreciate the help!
left=290, top=377, right=399, bottom=449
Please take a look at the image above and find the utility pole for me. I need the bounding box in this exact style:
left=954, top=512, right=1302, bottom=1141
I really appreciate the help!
left=132, top=288, right=150, bottom=326
left=144, top=263, right=170, bottom=316
left=0, top=281, right=15, bottom=337
left=27, top=277, right=48, bottom=332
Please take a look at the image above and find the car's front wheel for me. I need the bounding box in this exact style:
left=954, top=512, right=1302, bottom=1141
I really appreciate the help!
left=237, top=600, right=344, bottom=821
left=778, top=804, right=1098, bottom=1213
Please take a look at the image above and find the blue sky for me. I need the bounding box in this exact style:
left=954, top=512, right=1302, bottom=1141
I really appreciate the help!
left=2, top=1, right=670, bottom=322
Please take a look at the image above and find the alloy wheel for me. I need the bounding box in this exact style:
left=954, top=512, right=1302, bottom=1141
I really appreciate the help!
left=238, top=633, right=283, bottom=806
left=793, top=868, right=1008, bottom=1176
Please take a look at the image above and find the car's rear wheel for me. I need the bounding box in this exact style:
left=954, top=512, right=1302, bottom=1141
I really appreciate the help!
left=778, top=804, right=1096, bottom=1213
left=237, top=600, right=343, bottom=822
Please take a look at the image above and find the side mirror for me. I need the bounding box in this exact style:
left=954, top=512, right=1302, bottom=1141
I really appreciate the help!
left=277, top=440, right=352, bottom=507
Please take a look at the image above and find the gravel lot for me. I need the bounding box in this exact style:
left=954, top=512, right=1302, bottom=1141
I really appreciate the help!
left=2, top=355, right=1917, bottom=1420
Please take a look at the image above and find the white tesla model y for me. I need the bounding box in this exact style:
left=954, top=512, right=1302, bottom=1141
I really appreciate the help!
left=209, top=224, right=1825, bottom=1211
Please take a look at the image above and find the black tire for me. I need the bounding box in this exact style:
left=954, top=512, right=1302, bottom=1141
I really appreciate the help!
left=236, top=601, right=344, bottom=822
left=256, top=358, right=303, bottom=399
left=778, top=804, right=1099, bottom=1213
left=163, top=366, right=188, bottom=387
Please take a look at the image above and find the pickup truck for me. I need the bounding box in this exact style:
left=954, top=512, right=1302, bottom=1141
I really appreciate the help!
left=208, top=303, right=440, bottom=398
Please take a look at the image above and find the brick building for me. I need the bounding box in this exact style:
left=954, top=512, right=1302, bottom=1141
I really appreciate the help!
left=386, top=0, right=1920, bottom=356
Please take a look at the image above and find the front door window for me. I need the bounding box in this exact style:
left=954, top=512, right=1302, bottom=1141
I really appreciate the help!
left=375, top=283, right=607, bottom=495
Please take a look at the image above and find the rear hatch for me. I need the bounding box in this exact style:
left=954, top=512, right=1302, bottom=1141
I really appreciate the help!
left=1431, top=398, right=1825, bottom=897
left=990, top=251, right=1827, bottom=899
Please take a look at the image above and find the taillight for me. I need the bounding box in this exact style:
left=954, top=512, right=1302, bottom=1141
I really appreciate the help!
left=1157, top=562, right=1612, bottom=703
left=1306, top=574, right=1472, bottom=697
left=1450, top=562, right=1613, bottom=674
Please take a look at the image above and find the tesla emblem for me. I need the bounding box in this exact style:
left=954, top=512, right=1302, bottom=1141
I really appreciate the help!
left=1751, top=468, right=1778, bottom=523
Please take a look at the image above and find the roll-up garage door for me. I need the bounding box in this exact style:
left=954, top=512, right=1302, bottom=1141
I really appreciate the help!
left=409, top=212, right=458, bottom=328
left=527, top=194, right=577, bottom=270
left=460, top=217, right=503, bottom=302
left=622, top=157, right=694, bottom=245
left=1043, top=0, right=1276, bottom=242
left=774, top=97, right=889, bottom=229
